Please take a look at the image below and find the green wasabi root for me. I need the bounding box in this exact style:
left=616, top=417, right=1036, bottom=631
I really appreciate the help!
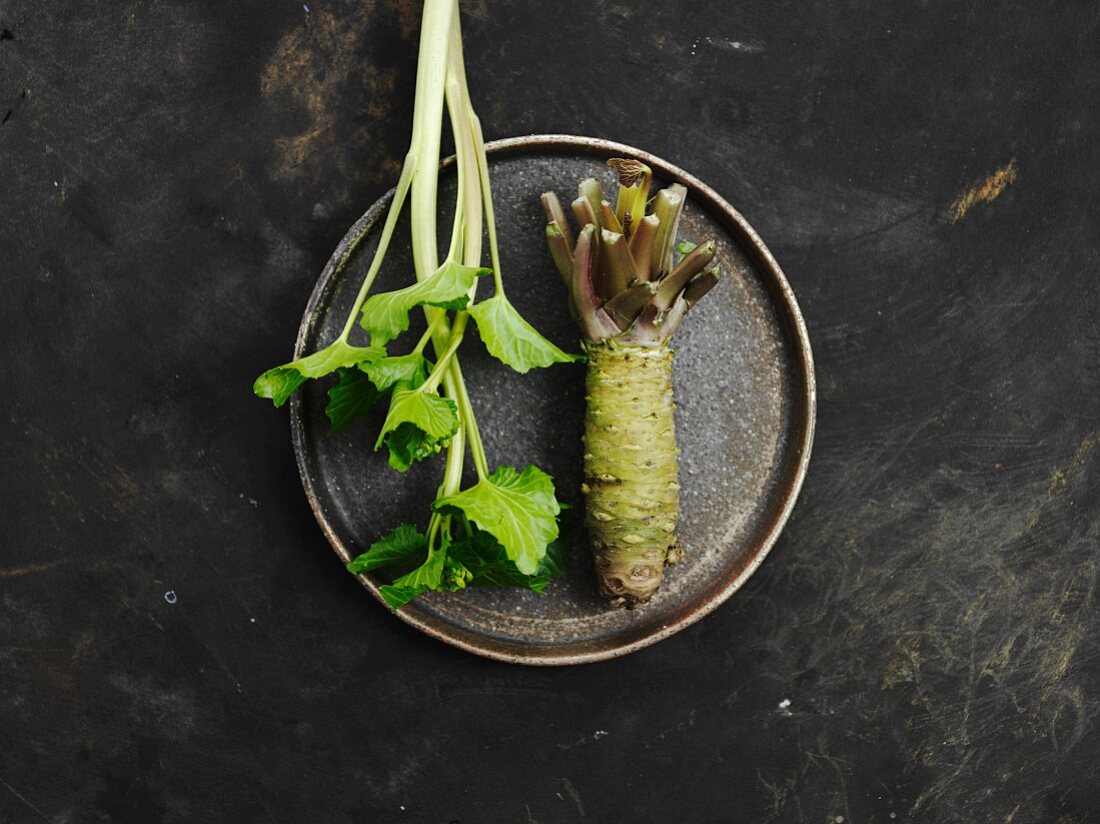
left=543, top=158, right=722, bottom=607
left=583, top=340, right=681, bottom=606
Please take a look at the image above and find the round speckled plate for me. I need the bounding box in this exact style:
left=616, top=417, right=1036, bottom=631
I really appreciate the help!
left=289, top=135, right=815, bottom=665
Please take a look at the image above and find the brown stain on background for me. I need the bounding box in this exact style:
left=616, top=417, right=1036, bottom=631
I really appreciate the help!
left=1047, top=428, right=1100, bottom=494
left=1025, top=427, right=1100, bottom=529
left=0, top=561, right=65, bottom=579
left=22, top=421, right=147, bottom=530
left=948, top=158, right=1018, bottom=222
left=259, top=5, right=405, bottom=185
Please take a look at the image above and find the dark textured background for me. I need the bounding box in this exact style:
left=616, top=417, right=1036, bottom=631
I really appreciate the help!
left=3, top=1, right=1099, bottom=822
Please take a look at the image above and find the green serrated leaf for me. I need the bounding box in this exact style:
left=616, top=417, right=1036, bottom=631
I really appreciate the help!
left=447, top=530, right=501, bottom=570
left=378, top=388, right=460, bottom=444
left=448, top=531, right=559, bottom=592
left=375, top=387, right=459, bottom=471
left=381, top=422, right=436, bottom=471
left=325, top=368, right=383, bottom=433
left=363, top=352, right=433, bottom=393
left=433, top=465, right=561, bottom=575
left=346, top=524, right=427, bottom=575
left=379, top=584, right=426, bottom=610
left=475, top=562, right=549, bottom=591
left=254, top=340, right=385, bottom=407
left=536, top=537, right=568, bottom=580
left=675, top=239, right=698, bottom=256
left=392, top=544, right=446, bottom=590
left=468, top=293, right=581, bottom=374
left=474, top=559, right=551, bottom=592
left=360, top=259, right=489, bottom=345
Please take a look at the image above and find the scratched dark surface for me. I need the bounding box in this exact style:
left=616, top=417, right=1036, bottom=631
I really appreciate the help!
left=2, top=1, right=1099, bottom=822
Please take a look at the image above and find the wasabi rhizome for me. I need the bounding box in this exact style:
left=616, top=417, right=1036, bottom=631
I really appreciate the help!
left=542, top=162, right=721, bottom=606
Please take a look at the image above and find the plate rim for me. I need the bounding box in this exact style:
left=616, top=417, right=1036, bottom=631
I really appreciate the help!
left=289, top=134, right=817, bottom=666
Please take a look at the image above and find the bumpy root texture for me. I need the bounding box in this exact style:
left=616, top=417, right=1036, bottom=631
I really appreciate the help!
left=543, top=158, right=723, bottom=607
left=583, top=341, right=680, bottom=606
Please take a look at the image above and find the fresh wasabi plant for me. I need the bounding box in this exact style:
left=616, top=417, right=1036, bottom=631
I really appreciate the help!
left=254, top=0, right=578, bottom=609
left=541, top=161, right=722, bottom=606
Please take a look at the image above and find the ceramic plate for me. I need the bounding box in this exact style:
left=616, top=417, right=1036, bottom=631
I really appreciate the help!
left=289, top=135, right=815, bottom=665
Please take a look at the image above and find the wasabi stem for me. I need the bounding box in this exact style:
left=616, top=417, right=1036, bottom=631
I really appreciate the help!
left=255, top=0, right=575, bottom=609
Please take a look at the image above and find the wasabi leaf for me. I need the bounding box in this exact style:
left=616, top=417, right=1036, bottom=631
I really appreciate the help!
left=376, top=535, right=448, bottom=610
left=376, top=388, right=460, bottom=472
left=448, top=530, right=568, bottom=592
left=469, top=293, right=581, bottom=374
left=378, top=584, right=426, bottom=610
left=381, top=423, right=437, bottom=472
left=448, top=532, right=547, bottom=591
left=360, top=259, right=488, bottom=345
left=326, top=352, right=432, bottom=434
left=392, top=544, right=446, bottom=590
left=433, top=465, right=560, bottom=574
left=364, top=352, right=433, bottom=393
left=346, top=524, right=427, bottom=575
left=254, top=340, right=384, bottom=407
left=325, top=368, right=383, bottom=433
left=536, top=537, right=568, bottom=580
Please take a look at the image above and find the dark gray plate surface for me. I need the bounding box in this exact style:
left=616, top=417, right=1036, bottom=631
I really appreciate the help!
left=290, top=135, right=815, bottom=665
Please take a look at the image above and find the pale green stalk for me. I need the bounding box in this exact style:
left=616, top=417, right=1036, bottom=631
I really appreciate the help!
left=337, top=152, right=416, bottom=342
left=413, top=312, right=446, bottom=355
left=469, top=112, right=506, bottom=296
left=404, top=0, right=493, bottom=501
left=441, top=9, right=492, bottom=482
left=422, top=314, right=469, bottom=393
left=408, top=0, right=450, bottom=280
